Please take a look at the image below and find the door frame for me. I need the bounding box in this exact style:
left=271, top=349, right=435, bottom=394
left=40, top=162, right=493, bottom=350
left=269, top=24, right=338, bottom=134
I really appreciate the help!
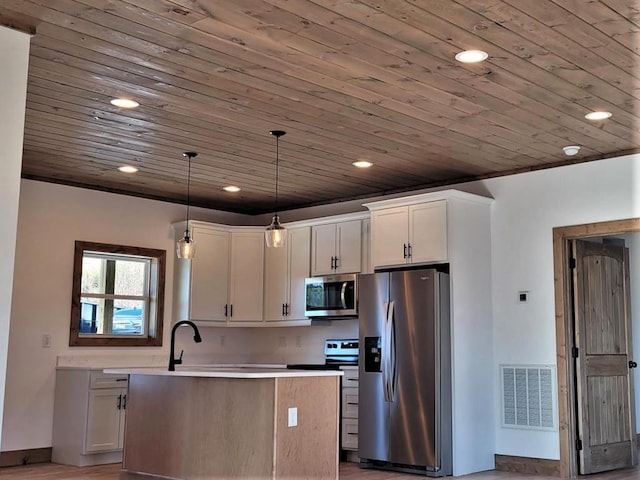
left=553, top=218, right=640, bottom=478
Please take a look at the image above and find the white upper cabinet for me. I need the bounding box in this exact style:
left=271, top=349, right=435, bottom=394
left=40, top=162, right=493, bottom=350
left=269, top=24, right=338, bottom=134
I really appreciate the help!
left=228, top=230, right=264, bottom=322
left=408, top=201, right=448, bottom=264
left=370, top=200, right=447, bottom=268
left=176, top=223, right=263, bottom=324
left=311, top=220, right=362, bottom=275
left=189, top=226, right=230, bottom=322
left=264, top=227, right=311, bottom=324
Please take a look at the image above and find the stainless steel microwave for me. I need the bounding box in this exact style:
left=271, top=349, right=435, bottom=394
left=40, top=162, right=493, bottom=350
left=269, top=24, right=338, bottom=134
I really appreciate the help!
left=304, top=273, right=358, bottom=318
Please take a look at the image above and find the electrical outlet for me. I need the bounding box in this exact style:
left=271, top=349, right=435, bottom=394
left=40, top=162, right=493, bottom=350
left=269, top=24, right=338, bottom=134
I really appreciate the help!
left=287, top=407, right=298, bottom=427
left=42, top=334, right=51, bottom=348
left=278, top=336, right=287, bottom=348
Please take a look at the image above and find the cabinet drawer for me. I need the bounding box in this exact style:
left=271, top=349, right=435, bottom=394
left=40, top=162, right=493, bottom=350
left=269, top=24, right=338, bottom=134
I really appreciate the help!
left=89, top=372, right=128, bottom=389
left=341, top=367, right=359, bottom=385
left=342, top=388, right=358, bottom=418
left=341, top=418, right=358, bottom=451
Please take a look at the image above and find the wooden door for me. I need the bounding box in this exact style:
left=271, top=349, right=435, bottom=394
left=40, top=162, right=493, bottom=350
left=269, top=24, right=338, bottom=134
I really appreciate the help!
left=573, top=239, right=636, bottom=474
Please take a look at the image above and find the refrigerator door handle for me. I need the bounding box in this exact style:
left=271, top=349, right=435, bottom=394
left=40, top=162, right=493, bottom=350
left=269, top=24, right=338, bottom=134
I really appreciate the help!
left=382, top=301, right=390, bottom=402
left=388, top=301, right=397, bottom=402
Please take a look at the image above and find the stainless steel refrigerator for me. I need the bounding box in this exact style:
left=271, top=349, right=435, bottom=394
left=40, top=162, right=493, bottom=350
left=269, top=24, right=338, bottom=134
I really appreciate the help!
left=358, top=269, right=452, bottom=476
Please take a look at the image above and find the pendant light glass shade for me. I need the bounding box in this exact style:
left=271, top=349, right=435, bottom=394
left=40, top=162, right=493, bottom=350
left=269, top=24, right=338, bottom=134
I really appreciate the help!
left=265, top=214, right=287, bottom=248
left=177, top=230, right=196, bottom=259
left=177, top=151, right=198, bottom=259
left=265, top=130, right=287, bottom=248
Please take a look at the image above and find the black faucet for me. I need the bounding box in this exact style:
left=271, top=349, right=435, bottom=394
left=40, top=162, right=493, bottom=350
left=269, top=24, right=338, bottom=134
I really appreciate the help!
left=169, top=320, right=202, bottom=371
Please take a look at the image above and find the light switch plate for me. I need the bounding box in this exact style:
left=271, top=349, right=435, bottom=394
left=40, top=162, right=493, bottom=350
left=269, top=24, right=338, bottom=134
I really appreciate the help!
left=288, top=407, right=297, bottom=427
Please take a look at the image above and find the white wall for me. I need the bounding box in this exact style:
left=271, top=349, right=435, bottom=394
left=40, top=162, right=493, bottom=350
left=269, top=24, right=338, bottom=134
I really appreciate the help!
left=0, top=26, right=31, bottom=452
left=486, top=154, right=639, bottom=459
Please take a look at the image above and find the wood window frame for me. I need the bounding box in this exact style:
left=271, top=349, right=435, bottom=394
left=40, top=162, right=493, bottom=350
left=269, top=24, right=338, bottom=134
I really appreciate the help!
left=553, top=218, right=640, bottom=478
left=70, top=241, right=166, bottom=347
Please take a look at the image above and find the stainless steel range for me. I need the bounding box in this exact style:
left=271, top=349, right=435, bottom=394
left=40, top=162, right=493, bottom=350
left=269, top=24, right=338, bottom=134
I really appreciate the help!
left=287, top=338, right=359, bottom=370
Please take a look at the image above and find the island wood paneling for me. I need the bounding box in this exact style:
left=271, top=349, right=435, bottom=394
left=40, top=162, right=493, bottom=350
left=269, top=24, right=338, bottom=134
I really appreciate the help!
left=0, top=1, right=638, bottom=213
left=123, top=375, right=275, bottom=479
left=274, top=376, right=339, bottom=479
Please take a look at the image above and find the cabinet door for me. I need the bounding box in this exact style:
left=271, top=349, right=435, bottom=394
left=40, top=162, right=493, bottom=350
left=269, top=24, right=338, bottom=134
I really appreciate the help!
left=84, top=388, right=123, bottom=453
left=228, top=231, right=264, bottom=322
left=335, top=220, right=361, bottom=274
left=371, top=206, right=409, bottom=268
left=408, top=200, right=448, bottom=264
left=190, top=227, right=229, bottom=322
left=263, top=236, right=288, bottom=322
left=287, top=227, right=311, bottom=320
left=311, top=224, right=337, bottom=275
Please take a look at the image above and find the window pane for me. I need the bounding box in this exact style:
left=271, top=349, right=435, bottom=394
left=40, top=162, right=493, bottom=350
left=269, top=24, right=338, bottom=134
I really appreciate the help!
left=81, top=257, right=105, bottom=294
left=114, top=259, right=148, bottom=296
left=80, top=297, right=146, bottom=336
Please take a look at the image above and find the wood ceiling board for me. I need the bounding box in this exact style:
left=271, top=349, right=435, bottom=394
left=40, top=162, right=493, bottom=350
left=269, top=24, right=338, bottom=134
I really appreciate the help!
left=8, top=0, right=640, bottom=213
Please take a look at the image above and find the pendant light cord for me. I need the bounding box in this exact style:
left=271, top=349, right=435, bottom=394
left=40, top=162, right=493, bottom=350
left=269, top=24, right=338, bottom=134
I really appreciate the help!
left=269, top=130, right=285, bottom=217
left=182, top=151, right=198, bottom=236
left=186, top=154, right=192, bottom=226
left=275, top=136, right=279, bottom=215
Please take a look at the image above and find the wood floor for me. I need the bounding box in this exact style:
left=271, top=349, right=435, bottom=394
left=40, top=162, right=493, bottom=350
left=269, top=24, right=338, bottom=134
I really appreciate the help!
left=1, top=462, right=640, bottom=479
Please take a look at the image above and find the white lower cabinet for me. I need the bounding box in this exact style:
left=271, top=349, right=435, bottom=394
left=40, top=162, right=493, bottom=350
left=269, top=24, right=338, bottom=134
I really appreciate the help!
left=53, top=369, right=128, bottom=466
left=340, top=366, right=359, bottom=455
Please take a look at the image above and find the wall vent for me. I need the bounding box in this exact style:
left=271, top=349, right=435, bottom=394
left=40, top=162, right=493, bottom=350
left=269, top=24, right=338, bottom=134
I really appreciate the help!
left=501, top=364, right=556, bottom=431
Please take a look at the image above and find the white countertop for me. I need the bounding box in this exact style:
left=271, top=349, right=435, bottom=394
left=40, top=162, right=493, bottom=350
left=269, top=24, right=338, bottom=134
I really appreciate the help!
left=104, top=365, right=344, bottom=379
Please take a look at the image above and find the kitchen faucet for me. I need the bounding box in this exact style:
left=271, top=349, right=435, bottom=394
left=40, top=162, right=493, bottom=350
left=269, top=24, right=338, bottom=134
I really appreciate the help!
left=169, top=320, right=202, bottom=371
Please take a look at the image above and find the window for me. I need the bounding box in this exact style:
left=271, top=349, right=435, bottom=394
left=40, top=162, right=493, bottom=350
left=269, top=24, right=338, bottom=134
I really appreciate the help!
left=70, top=241, right=166, bottom=346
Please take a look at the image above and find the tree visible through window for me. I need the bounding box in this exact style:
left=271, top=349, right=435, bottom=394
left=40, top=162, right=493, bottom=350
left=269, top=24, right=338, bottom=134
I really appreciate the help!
left=70, top=241, right=166, bottom=347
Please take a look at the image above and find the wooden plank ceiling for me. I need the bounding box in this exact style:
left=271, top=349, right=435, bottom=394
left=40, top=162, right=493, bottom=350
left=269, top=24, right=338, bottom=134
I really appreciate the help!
left=3, top=0, right=639, bottom=214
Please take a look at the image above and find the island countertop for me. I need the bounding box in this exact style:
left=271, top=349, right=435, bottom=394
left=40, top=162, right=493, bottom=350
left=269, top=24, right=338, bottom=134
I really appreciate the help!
left=104, top=365, right=344, bottom=378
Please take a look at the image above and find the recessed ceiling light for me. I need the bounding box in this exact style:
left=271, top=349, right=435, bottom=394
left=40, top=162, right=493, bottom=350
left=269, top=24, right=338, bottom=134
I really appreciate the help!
left=454, top=50, right=489, bottom=63
left=585, top=111, right=612, bottom=120
left=223, top=185, right=241, bottom=192
left=562, top=145, right=581, bottom=156
left=352, top=160, right=373, bottom=168
left=118, top=165, right=138, bottom=173
left=110, top=98, right=139, bottom=109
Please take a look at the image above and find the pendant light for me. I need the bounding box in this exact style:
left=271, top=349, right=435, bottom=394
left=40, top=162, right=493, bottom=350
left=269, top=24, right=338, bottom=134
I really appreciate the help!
left=265, top=130, right=287, bottom=248
left=177, top=151, right=198, bottom=259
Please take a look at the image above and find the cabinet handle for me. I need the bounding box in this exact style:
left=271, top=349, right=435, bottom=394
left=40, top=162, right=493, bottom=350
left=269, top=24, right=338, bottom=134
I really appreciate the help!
left=282, top=303, right=286, bottom=316
left=408, top=244, right=412, bottom=258
left=285, top=304, right=289, bottom=316
left=347, top=402, right=359, bottom=405
left=230, top=305, right=233, bottom=317
left=224, top=304, right=228, bottom=317
left=330, top=256, right=335, bottom=269
left=117, top=394, right=122, bottom=410
left=122, top=394, right=127, bottom=410
left=403, top=244, right=407, bottom=259
left=334, top=256, right=339, bottom=269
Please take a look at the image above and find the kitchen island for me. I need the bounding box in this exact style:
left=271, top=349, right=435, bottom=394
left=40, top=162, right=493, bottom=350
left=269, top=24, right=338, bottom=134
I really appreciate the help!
left=104, top=366, right=342, bottom=480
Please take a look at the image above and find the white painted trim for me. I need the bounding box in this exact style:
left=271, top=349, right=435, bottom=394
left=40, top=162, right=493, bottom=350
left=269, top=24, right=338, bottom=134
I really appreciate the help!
left=363, top=189, right=493, bottom=211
